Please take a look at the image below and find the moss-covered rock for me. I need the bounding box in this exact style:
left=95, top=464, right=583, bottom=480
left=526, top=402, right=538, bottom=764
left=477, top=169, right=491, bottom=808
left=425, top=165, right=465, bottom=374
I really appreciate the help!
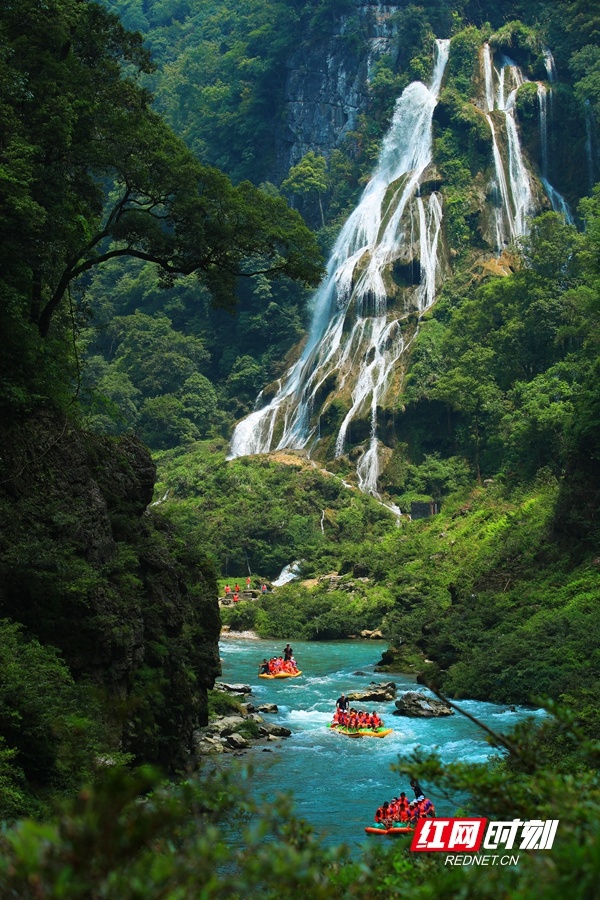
left=0, top=413, right=221, bottom=772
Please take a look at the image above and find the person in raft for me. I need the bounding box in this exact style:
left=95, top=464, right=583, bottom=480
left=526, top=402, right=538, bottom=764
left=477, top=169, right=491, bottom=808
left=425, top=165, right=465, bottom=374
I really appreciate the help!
left=332, top=707, right=384, bottom=730
left=374, top=801, right=392, bottom=828
left=410, top=778, right=425, bottom=801
left=373, top=793, right=435, bottom=826
left=261, top=656, right=299, bottom=675
left=283, top=643, right=293, bottom=661
left=258, top=659, right=270, bottom=675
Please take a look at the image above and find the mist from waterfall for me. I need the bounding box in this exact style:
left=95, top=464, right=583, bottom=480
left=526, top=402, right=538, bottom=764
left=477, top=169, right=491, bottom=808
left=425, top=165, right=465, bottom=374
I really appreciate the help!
left=229, top=39, right=450, bottom=495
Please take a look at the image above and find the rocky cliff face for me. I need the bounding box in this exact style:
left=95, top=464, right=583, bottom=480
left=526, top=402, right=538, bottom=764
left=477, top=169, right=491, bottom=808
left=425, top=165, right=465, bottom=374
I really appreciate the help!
left=0, top=414, right=221, bottom=768
left=273, top=1, right=402, bottom=180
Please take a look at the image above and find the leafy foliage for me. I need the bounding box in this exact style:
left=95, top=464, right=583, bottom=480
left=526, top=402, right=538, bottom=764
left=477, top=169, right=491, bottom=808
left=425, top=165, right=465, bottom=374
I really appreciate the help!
left=154, top=443, right=395, bottom=578
left=2, top=709, right=600, bottom=897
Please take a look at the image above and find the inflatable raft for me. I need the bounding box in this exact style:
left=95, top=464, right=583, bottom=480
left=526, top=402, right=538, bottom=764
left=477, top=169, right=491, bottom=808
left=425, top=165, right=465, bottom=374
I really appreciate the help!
left=328, top=724, right=392, bottom=738
left=365, top=825, right=413, bottom=836
left=259, top=670, right=302, bottom=679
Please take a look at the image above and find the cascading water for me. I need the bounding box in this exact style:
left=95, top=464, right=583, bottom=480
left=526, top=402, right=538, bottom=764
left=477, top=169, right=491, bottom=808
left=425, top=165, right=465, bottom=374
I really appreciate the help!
left=229, top=39, right=450, bottom=495
left=537, top=82, right=549, bottom=178
left=537, top=74, right=574, bottom=222
left=585, top=100, right=596, bottom=192
left=482, top=44, right=533, bottom=246
left=483, top=44, right=572, bottom=243
left=229, top=38, right=572, bottom=498
left=543, top=48, right=557, bottom=83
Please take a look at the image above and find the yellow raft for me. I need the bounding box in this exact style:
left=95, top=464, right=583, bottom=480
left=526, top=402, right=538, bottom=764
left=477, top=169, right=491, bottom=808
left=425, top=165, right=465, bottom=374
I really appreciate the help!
left=328, top=724, right=392, bottom=739
left=259, top=670, right=302, bottom=679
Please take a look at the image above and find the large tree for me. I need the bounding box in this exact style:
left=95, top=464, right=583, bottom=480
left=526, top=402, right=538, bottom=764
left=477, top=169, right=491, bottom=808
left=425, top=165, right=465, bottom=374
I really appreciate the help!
left=0, top=0, right=322, bottom=373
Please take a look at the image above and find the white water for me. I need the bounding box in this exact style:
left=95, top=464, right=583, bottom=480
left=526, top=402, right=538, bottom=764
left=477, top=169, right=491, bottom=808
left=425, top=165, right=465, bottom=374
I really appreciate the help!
left=230, top=41, right=570, bottom=495
left=483, top=44, right=572, bottom=243
left=543, top=48, right=557, bottom=83
left=220, top=638, right=546, bottom=847
left=538, top=82, right=549, bottom=177
left=482, top=45, right=533, bottom=247
left=229, top=40, right=450, bottom=495
left=272, top=561, right=302, bottom=587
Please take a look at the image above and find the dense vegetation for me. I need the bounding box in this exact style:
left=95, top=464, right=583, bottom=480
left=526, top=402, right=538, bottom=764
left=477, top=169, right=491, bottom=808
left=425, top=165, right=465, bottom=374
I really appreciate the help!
left=0, top=0, right=319, bottom=820
left=2, top=0, right=600, bottom=894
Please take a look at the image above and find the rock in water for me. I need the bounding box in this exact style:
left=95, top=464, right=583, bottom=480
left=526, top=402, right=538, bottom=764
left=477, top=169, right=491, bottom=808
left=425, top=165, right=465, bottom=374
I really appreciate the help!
left=393, top=691, right=453, bottom=717
left=215, top=682, right=252, bottom=694
left=226, top=733, right=250, bottom=750
left=347, top=682, right=396, bottom=702
left=259, top=723, right=292, bottom=738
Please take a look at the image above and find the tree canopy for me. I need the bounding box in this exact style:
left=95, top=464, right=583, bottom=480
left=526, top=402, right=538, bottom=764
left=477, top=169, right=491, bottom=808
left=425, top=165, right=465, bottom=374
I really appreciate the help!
left=0, top=0, right=322, bottom=410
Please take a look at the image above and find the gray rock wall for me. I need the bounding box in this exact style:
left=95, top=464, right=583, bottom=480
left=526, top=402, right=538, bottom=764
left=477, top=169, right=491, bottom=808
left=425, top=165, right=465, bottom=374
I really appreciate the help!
left=273, top=2, right=404, bottom=180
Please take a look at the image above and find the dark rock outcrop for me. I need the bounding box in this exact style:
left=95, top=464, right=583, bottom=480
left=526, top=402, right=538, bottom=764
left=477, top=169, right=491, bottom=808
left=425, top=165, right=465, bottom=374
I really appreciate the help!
left=393, top=692, right=454, bottom=718
left=0, top=413, right=221, bottom=770
left=347, top=681, right=397, bottom=702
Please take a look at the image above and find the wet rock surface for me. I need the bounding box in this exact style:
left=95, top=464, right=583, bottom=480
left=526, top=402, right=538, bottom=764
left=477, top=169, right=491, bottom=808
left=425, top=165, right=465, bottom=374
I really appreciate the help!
left=393, top=691, right=454, bottom=718
left=215, top=682, right=252, bottom=694
left=346, top=681, right=397, bottom=703
left=194, top=688, right=291, bottom=755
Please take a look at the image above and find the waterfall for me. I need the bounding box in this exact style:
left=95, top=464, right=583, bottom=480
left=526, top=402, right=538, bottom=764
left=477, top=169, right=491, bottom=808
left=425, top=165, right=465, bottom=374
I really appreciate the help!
left=543, top=48, right=557, bottom=83
left=482, top=44, right=525, bottom=247
left=229, top=39, right=450, bottom=496
left=482, top=44, right=573, bottom=244
left=504, top=70, right=534, bottom=238
left=537, top=83, right=548, bottom=177
left=538, top=78, right=574, bottom=222
left=586, top=100, right=596, bottom=191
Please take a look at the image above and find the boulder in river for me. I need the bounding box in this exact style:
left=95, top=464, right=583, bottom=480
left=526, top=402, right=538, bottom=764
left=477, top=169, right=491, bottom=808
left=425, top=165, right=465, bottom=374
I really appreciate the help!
left=259, top=723, right=292, bottom=738
left=226, top=733, right=250, bottom=750
left=347, top=682, right=396, bottom=702
left=215, top=682, right=252, bottom=695
left=192, top=734, right=225, bottom=755
left=206, top=715, right=247, bottom=735
left=257, top=703, right=279, bottom=713
left=393, top=691, right=453, bottom=718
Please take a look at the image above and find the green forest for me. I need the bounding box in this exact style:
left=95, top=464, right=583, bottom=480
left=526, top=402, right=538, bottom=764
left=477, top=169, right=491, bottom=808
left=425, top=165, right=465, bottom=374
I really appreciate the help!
left=1, top=0, right=600, bottom=895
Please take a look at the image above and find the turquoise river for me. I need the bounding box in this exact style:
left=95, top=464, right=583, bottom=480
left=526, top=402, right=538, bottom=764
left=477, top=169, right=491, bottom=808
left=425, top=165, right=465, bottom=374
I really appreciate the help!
left=219, top=637, right=543, bottom=848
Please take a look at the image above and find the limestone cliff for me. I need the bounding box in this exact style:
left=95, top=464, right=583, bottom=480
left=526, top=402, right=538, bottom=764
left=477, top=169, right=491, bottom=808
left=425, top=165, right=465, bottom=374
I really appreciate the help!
left=0, top=414, right=221, bottom=769
left=273, top=1, right=402, bottom=180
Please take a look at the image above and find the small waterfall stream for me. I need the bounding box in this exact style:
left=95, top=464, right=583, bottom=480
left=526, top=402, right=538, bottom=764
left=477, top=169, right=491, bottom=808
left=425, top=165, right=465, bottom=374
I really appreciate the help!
left=482, top=44, right=533, bottom=246
left=229, top=39, right=450, bottom=494
left=483, top=44, right=572, bottom=244
left=537, top=77, right=574, bottom=222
